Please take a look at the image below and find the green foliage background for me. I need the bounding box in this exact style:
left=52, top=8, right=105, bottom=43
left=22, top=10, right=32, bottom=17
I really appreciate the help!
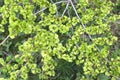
left=0, top=0, right=120, bottom=80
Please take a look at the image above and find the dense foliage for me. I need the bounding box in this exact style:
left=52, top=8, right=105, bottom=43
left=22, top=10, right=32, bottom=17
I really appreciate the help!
left=0, top=0, right=120, bottom=80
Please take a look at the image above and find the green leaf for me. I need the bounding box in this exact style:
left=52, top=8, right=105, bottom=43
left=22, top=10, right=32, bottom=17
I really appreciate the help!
left=0, top=58, right=5, bottom=66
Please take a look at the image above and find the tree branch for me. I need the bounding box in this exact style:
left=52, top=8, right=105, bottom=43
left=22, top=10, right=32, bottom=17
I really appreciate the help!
left=69, top=0, right=100, bottom=52
left=34, top=1, right=67, bottom=15
left=62, top=1, right=70, bottom=17
left=0, top=35, right=10, bottom=46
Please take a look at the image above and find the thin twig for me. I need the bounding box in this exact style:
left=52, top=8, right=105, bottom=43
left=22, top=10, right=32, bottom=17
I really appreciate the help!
left=55, top=1, right=67, bottom=4
left=67, top=8, right=79, bottom=48
left=50, top=0, right=54, bottom=3
left=3, top=51, right=9, bottom=56
left=67, top=8, right=71, bottom=18
left=34, top=1, right=67, bottom=15
left=34, top=8, right=47, bottom=15
left=0, top=35, right=10, bottom=46
left=69, top=0, right=85, bottom=28
left=62, top=1, right=70, bottom=17
left=69, top=0, right=100, bottom=52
